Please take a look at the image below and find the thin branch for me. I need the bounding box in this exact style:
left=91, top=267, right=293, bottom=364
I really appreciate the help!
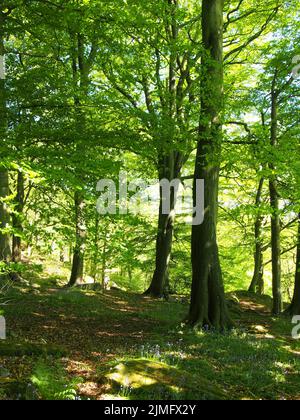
left=224, top=6, right=281, bottom=62
left=264, top=245, right=297, bottom=266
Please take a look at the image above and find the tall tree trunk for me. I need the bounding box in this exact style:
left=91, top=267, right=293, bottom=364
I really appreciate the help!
left=12, top=171, right=25, bottom=262
left=68, top=191, right=86, bottom=286
left=0, top=15, right=11, bottom=263
left=269, top=75, right=282, bottom=315
left=68, top=33, right=89, bottom=287
left=144, top=152, right=179, bottom=298
left=144, top=1, right=187, bottom=299
left=249, top=177, right=265, bottom=294
left=285, top=214, right=300, bottom=316
left=186, top=0, right=231, bottom=330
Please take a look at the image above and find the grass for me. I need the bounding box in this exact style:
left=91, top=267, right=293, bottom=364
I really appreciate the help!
left=0, top=273, right=300, bottom=400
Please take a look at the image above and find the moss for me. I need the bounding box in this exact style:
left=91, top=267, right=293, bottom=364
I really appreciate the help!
left=102, top=358, right=227, bottom=400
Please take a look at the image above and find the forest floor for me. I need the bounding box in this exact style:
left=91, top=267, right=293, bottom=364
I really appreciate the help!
left=0, top=271, right=300, bottom=400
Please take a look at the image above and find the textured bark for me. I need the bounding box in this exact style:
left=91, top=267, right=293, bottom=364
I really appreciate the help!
left=249, top=178, right=265, bottom=294
left=186, top=0, right=231, bottom=330
left=269, top=76, right=282, bottom=315
left=285, top=214, right=300, bottom=316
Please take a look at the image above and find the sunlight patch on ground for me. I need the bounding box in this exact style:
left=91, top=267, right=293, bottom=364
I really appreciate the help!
left=102, top=358, right=227, bottom=400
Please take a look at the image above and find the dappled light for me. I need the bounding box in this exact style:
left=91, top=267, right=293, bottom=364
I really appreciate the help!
left=0, top=0, right=300, bottom=402
left=1, top=279, right=300, bottom=400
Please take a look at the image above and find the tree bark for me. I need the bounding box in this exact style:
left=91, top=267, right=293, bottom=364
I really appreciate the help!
left=249, top=177, right=264, bottom=294
left=68, top=32, right=90, bottom=286
left=186, top=0, right=231, bottom=330
left=68, top=191, right=86, bottom=286
left=144, top=152, right=180, bottom=298
left=144, top=1, right=189, bottom=298
left=12, top=171, right=25, bottom=262
left=269, top=75, right=282, bottom=315
left=285, top=214, right=300, bottom=316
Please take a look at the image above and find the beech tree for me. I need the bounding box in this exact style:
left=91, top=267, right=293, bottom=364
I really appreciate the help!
left=186, top=0, right=231, bottom=329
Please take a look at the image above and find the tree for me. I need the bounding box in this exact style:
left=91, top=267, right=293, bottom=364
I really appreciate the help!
left=249, top=177, right=265, bottom=294
left=93, top=0, right=200, bottom=297
left=268, top=70, right=282, bottom=315
left=0, top=8, right=11, bottom=263
left=12, top=170, right=25, bottom=262
left=186, top=0, right=231, bottom=330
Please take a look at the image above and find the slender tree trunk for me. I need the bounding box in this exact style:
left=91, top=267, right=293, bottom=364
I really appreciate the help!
left=59, top=250, right=65, bottom=263
left=12, top=171, right=25, bottom=262
left=101, top=224, right=108, bottom=290
left=269, top=76, right=282, bottom=315
left=68, top=191, right=86, bottom=286
left=186, top=0, right=231, bottom=330
left=68, top=33, right=89, bottom=287
left=269, top=179, right=282, bottom=314
left=0, top=170, right=11, bottom=262
left=285, top=214, right=300, bottom=316
left=144, top=152, right=179, bottom=298
left=249, top=177, right=265, bottom=294
left=0, top=17, right=11, bottom=263
left=91, top=213, right=100, bottom=282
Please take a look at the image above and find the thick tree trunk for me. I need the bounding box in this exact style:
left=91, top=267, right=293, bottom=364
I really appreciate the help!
left=12, top=171, right=25, bottom=262
left=285, top=214, right=300, bottom=316
left=186, top=0, right=231, bottom=330
left=68, top=191, right=86, bottom=286
left=269, top=78, right=282, bottom=315
left=188, top=144, right=230, bottom=329
left=144, top=153, right=179, bottom=298
left=249, top=178, right=264, bottom=294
